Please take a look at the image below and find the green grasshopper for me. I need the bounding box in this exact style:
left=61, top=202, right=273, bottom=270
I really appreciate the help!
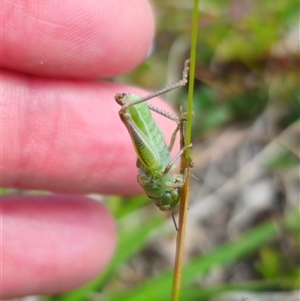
left=115, top=60, right=190, bottom=211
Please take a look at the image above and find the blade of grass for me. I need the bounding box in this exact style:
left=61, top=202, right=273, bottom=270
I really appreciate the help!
left=171, top=0, right=199, bottom=300
left=185, top=0, right=199, bottom=153
left=180, top=278, right=297, bottom=300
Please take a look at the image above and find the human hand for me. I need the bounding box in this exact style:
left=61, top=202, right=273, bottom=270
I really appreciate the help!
left=1, top=0, right=177, bottom=298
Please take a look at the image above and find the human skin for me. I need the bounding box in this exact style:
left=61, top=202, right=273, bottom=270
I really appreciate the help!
left=1, top=0, right=178, bottom=298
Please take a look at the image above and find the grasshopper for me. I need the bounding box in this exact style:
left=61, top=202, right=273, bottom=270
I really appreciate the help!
left=115, top=60, right=190, bottom=211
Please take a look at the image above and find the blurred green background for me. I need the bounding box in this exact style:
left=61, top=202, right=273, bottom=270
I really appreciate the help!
left=12, top=0, right=300, bottom=300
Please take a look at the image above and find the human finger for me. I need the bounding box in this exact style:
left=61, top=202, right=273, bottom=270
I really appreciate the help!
left=1, top=0, right=154, bottom=78
left=2, top=69, right=178, bottom=195
left=2, top=195, right=116, bottom=299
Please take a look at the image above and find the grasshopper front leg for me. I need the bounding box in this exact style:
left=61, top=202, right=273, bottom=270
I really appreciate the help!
left=115, top=59, right=189, bottom=111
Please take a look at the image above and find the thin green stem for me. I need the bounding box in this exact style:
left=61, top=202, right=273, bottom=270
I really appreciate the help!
left=171, top=1, right=199, bottom=301
left=185, top=0, right=199, bottom=157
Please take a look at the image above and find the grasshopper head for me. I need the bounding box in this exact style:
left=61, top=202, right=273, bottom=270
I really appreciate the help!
left=115, top=93, right=128, bottom=105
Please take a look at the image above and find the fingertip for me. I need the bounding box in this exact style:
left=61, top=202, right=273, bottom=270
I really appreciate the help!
left=2, top=195, right=116, bottom=298
left=1, top=0, right=155, bottom=78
